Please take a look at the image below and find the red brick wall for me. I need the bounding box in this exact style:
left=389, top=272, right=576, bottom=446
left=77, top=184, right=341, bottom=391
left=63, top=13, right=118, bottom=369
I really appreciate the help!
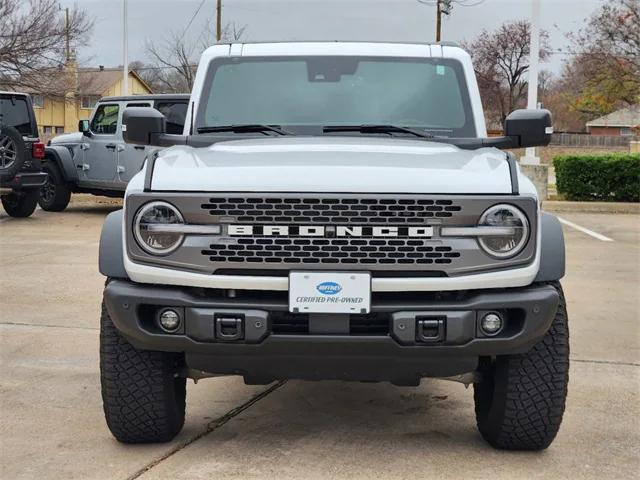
left=590, top=126, right=622, bottom=136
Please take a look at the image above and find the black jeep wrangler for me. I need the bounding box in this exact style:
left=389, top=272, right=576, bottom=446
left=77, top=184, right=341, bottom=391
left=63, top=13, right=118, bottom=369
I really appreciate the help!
left=0, top=92, right=48, bottom=217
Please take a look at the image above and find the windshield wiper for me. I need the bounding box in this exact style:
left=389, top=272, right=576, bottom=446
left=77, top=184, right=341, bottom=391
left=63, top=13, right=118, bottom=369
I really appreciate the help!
left=323, top=125, right=435, bottom=139
left=197, top=124, right=294, bottom=135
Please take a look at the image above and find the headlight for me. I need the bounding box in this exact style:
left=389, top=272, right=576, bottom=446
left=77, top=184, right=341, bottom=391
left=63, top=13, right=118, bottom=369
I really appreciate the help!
left=477, top=204, right=529, bottom=258
left=134, top=201, right=184, bottom=255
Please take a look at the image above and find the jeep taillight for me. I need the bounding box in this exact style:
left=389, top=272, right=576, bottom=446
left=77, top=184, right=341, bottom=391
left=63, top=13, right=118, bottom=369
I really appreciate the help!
left=32, top=142, right=45, bottom=159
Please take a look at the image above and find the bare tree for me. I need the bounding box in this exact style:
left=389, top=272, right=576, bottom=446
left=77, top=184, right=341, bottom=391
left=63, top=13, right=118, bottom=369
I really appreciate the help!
left=145, top=31, right=200, bottom=93
left=144, top=21, right=247, bottom=93
left=0, top=0, right=92, bottom=95
left=221, top=22, right=247, bottom=44
left=573, top=0, right=640, bottom=70
left=559, top=0, right=640, bottom=117
left=464, top=20, right=550, bottom=127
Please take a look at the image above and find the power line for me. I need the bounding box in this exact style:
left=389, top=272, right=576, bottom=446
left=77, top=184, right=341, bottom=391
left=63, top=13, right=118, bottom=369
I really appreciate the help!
left=416, top=0, right=486, bottom=9
left=416, top=0, right=487, bottom=42
left=177, top=0, right=207, bottom=44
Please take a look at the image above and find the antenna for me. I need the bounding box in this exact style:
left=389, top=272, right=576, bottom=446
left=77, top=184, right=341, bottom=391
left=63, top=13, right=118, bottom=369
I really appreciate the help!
left=190, top=101, right=195, bottom=135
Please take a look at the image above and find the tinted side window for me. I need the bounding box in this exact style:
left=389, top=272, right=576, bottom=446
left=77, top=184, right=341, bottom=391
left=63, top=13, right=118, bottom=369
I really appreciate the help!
left=155, top=102, right=188, bottom=134
left=0, top=97, right=34, bottom=136
left=90, top=104, right=120, bottom=135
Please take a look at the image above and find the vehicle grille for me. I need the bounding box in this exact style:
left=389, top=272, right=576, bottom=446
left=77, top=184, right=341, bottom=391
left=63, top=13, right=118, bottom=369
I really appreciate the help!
left=201, top=197, right=463, bottom=225
left=125, top=193, right=538, bottom=276
left=202, top=238, right=461, bottom=266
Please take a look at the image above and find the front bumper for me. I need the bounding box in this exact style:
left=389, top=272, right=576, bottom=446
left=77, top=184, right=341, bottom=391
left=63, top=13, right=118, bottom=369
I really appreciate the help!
left=0, top=171, right=47, bottom=191
left=104, top=280, right=559, bottom=385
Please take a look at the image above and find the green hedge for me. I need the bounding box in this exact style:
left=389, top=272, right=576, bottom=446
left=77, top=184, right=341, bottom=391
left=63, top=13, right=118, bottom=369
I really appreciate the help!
left=553, top=153, right=640, bottom=202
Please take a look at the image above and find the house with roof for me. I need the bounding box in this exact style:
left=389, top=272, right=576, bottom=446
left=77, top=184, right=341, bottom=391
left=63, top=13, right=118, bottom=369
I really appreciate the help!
left=28, top=62, right=152, bottom=137
left=586, top=104, right=640, bottom=137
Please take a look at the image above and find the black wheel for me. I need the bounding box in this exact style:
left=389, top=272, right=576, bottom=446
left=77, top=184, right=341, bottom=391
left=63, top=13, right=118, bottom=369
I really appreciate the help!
left=0, top=125, right=27, bottom=179
left=100, top=298, right=186, bottom=443
left=1, top=189, right=39, bottom=218
left=474, top=282, right=569, bottom=450
left=38, top=163, right=71, bottom=212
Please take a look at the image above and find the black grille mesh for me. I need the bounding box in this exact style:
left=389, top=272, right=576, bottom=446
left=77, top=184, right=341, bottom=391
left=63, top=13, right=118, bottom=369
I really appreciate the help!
left=202, top=197, right=462, bottom=225
left=202, top=238, right=461, bottom=266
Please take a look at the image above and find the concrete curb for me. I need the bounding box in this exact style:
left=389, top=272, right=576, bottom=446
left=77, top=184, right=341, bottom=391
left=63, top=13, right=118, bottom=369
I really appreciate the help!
left=542, top=200, right=640, bottom=214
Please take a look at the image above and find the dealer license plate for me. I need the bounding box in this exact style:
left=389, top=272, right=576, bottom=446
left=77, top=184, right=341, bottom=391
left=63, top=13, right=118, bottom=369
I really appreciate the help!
left=289, top=272, right=371, bottom=314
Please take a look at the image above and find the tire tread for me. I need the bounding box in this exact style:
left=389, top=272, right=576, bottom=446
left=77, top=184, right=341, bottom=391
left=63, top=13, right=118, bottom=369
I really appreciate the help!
left=474, top=282, right=569, bottom=450
left=100, top=301, right=186, bottom=443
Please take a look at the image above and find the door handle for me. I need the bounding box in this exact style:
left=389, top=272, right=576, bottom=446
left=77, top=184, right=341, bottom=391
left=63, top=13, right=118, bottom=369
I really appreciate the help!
left=105, top=144, right=116, bottom=150
left=80, top=143, right=90, bottom=151
left=117, top=166, right=125, bottom=174
left=76, top=164, right=90, bottom=171
left=116, top=144, right=125, bottom=152
left=134, top=145, right=146, bottom=150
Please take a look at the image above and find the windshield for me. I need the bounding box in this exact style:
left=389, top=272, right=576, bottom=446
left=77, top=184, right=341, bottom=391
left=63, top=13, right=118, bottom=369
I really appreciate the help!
left=197, top=56, right=476, bottom=137
left=0, top=96, right=35, bottom=136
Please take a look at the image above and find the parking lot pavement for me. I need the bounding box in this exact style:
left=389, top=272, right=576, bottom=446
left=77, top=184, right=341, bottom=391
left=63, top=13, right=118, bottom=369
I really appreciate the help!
left=1, top=203, right=639, bottom=480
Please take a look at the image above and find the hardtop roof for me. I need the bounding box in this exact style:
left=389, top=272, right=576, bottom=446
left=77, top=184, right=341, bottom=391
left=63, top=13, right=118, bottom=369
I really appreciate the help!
left=100, top=94, right=190, bottom=102
left=0, top=91, right=30, bottom=97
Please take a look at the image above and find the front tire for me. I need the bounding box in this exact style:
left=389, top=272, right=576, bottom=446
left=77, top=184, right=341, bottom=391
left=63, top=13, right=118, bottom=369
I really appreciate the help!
left=1, top=189, right=39, bottom=217
left=474, top=282, right=569, bottom=450
left=38, top=163, right=71, bottom=212
left=100, top=299, right=186, bottom=443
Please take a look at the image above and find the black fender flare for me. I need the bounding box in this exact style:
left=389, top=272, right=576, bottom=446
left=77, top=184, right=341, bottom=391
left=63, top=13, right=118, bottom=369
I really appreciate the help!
left=534, top=212, right=566, bottom=282
left=43, top=145, right=78, bottom=183
left=99, top=209, right=129, bottom=279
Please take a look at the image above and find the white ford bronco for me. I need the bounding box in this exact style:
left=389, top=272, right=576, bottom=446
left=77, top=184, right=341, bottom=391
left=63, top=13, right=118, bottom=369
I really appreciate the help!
left=98, top=42, right=568, bottom=450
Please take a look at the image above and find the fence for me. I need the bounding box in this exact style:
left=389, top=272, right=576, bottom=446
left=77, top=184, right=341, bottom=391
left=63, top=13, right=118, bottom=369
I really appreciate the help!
left=550, top=133, right=637, bottom=148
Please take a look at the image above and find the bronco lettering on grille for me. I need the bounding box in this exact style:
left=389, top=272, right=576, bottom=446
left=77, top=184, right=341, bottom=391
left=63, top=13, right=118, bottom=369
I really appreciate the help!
left=227, top=225, right=434, bottom=238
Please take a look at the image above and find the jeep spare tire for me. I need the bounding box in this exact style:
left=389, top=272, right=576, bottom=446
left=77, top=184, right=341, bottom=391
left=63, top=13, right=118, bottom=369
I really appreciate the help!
left=0, top=125, right=27, bottom=180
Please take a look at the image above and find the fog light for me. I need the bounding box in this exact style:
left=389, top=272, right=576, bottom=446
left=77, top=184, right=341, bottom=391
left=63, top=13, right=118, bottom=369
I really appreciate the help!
left=480, top=313, right=503, bottom=336
left=159, top=309, right=181, bottom=332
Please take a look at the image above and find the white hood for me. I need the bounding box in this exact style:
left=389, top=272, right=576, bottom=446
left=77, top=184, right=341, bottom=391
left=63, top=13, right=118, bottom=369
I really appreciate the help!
left=149, top=137, right=513, bottom=194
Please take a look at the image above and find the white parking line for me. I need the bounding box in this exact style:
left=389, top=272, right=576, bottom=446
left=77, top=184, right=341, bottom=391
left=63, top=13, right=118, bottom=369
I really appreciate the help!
left=557, top=217, right=614, bottom=242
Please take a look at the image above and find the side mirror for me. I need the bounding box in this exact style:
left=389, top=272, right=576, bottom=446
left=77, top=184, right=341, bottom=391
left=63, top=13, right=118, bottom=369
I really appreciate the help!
left=504, top=109, right=553, bottom=148
left=78, top=120, right=91, bottom=137
left=122, top=107, right=167, bottom=145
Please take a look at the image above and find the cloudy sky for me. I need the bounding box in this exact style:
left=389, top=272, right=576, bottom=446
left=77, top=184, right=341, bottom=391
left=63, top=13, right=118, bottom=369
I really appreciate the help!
left=59, top=0, right=604, bottom=73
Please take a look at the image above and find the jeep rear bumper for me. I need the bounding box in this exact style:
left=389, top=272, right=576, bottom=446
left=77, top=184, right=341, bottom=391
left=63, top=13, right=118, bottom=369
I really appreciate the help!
left=0, top=171, right=47, bottom=191
left=103, top=280, right=559, bottom=385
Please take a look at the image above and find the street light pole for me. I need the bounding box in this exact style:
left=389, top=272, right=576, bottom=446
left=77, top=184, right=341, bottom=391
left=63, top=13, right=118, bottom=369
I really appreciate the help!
left=122, top=0, right=129, bottom=96
left=521, top=0, right=541, bottom=165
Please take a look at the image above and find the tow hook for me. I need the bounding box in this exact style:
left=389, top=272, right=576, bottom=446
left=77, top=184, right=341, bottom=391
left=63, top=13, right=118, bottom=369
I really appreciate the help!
left=215, top=316, right=244, bottom=341
left=416, top=317, right=445, bottom=343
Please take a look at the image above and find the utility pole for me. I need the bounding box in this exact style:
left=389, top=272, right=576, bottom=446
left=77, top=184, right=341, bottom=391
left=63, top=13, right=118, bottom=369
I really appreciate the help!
left=65, top=8, right=70, bottom=62
left=122, top=0, right=129, bottom=95
left=521, top=0, right=541, bottom=165
left=435, top=0, right=442, bottom=42
left=216, top=0, right=222, bottom=42
left=420, top=0, right=484, bottom=43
